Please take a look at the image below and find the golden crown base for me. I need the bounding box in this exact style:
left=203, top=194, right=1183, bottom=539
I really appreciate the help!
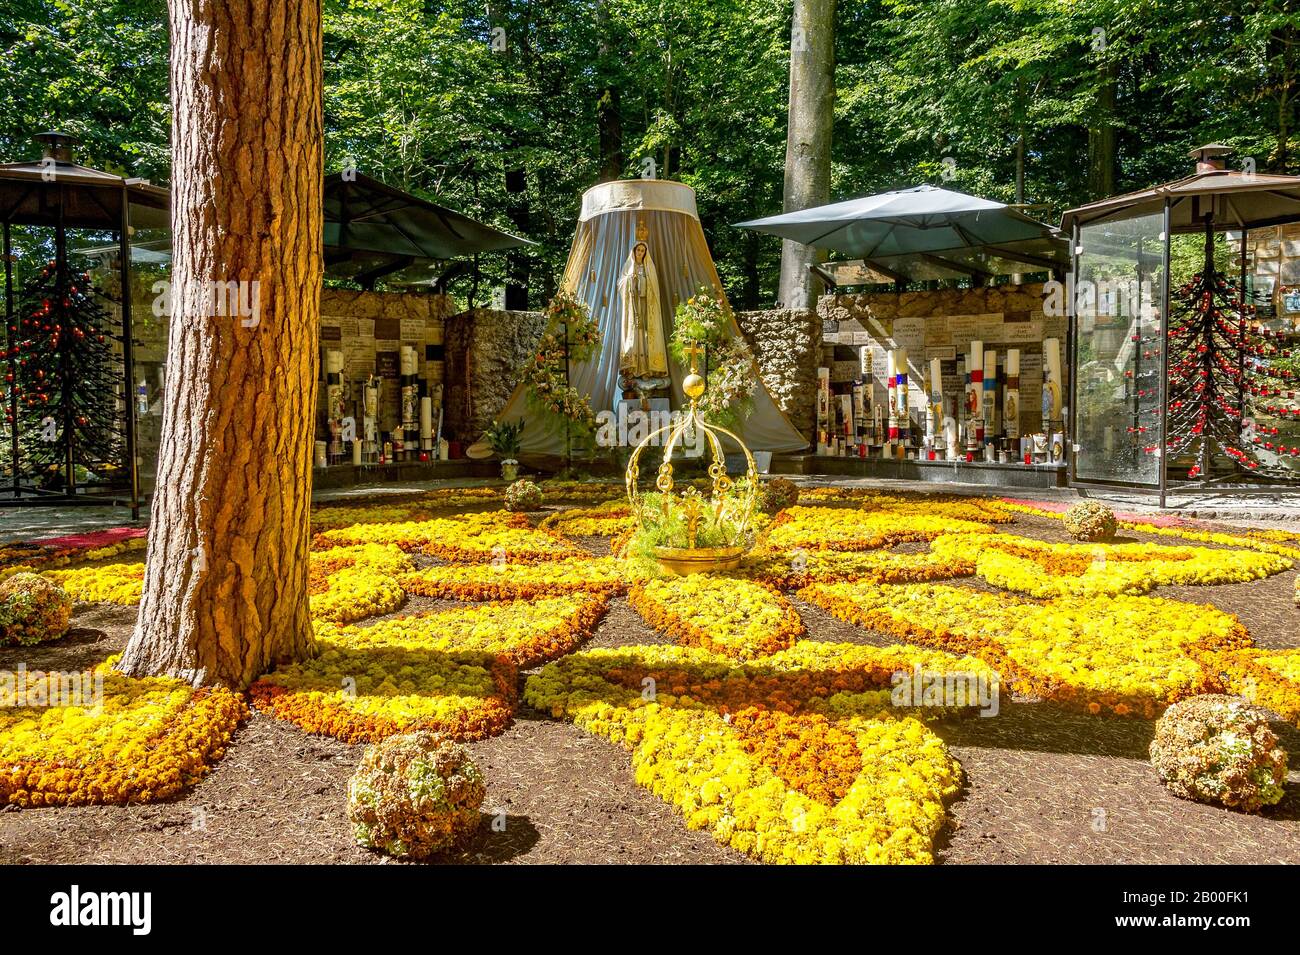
left=624, top=367, right=758, bottom=575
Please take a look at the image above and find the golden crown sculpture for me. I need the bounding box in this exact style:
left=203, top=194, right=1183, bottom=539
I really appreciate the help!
left=624, top=341, right=758, bottom=573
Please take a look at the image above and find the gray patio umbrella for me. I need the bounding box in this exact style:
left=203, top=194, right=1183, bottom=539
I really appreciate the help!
left=734, top=184, right=1065, bottom=275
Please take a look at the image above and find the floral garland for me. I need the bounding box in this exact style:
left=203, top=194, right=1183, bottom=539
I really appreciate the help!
left=400, top=556, right=628, bottom=601
left=536, top=480, right=627, bottom=504
left=1206, top=646, right=1300, bottom=726
left=740, top=548, right=973, bottom=590
left=310, top=566, right=407, bottom=624
left=997, top=500, right=1300, bottom=560
left=250, top=646, right=516, bottom=745
left=759, top=505, right=994, bottom=553
left=929, top=532, right=1292, bottom=598
left=669, top=289, right=755, bottom=425
left=44, top=561, right=145, bottom=605
left=539, top=500, right=634, bottom=537
left=312, top=488, right=509, bottom=531
left=628, top=576, right=804, bottom=661
left=314, top=594, right=609, bottom=669
left=800, top=489, right=1016, bottom=524
left=308, top=542, right=414, bottom=584
left=0, top=537, right=147, bottom=582
left=524, top=643, right=971, bottom=864
left=315, top=512, right=581, bottom=563
left=0, top=657, right=247, bottom=807
left=799, top=581, right=1249, bottom=717
left=523, top=289, right=602, bottom=434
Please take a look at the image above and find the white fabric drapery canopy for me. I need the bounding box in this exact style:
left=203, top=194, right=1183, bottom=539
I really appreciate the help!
left=494, top=179, right=807, bottom=455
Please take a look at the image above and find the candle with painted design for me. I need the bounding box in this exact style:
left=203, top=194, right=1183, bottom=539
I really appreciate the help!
left=852, top=380, right=867, bottom=454
left=929, top=357, right=943, bottom=444
left=983, top=349, right=997, bottom=441
left=966, top=345, right=984, bottom=447
left=1004, top=349, right=1021, bottom=440
left=325, top=350, right=345, bottom=457
left=893, top=348, right=909, bottom=444
left=420, top=396, right=434, bottom=450
left=1043, top=337, right=1063, bottom=426
left=886, top=350, right=899, bottom=446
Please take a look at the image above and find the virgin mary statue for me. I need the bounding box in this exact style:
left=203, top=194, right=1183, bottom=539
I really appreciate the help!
left=618, top=240, right=669, bottom=383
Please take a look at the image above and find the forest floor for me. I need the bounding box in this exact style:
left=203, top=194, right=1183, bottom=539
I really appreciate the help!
left=1, top=504, right=1299, bottom=864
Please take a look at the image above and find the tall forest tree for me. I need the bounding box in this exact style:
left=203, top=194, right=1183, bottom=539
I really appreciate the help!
left=118, top=0, right=323, bottom=688
left=596, top=0, right=624, bottom=182
left=777, top=0, right=835, bottom=310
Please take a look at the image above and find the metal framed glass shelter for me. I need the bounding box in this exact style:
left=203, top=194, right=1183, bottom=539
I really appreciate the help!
left=0, top=132, right=169, bottom=519
left=1061, top=145, right=1300, bottom=506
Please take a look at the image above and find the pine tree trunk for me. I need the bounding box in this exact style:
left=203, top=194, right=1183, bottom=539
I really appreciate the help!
left=777, top=0, right=835, bottom=311
left=119, top=0, right=323, bottom=689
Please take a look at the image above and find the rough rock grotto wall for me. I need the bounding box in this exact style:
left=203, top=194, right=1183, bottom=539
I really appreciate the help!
left=444, top=308, right=546, bottom=443
left=735, top=308, right=822, bottom=441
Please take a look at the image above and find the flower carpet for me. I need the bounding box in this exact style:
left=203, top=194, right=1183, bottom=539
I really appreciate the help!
left=2, top=482, right=1299, bottom=863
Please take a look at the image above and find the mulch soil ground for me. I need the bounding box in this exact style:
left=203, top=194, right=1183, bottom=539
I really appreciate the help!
left=1, top=506, right=1298, bottom=864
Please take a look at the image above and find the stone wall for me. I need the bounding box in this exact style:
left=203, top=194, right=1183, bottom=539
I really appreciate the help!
left=818, top=283, right=1051, bottom=325
left=444, top=308, right=546, bottom=443
left=735, top=308, right=821, bottom=440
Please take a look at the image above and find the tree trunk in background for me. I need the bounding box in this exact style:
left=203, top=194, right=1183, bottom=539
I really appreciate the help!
left=498, top=1, right=530, bottom=310
left=1268, top=24, right=1296, bottom=173
left=740, top=230, right=761, bottom=310
left=778, top=0, right=835, bottom=310
left=1087, top=62, right=1117, bottom=199
left=504, top=166, right=530, bottom=309
left=119, top=0, right=322, bottom=689
left=596, top=0, right=623, bottom=182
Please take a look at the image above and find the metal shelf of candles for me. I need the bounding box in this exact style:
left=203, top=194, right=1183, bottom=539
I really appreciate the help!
left=812, top=339, right=1068, bottom=485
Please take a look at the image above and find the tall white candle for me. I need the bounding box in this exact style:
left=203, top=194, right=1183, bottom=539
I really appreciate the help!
left=969, top=341, right=983, bottom=416
left=420, top=396, right=433, bottom=448
left=1043, top=337, right=1063, bottom=420
left=894, top=348, right=908, bottom=439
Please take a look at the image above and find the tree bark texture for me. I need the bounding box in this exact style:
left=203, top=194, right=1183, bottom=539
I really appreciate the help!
left=1087, top=62, right=1117, bottom=200
left=119, top=0, right=323, bottom=688
left=778, top=0, right=835, bottom=310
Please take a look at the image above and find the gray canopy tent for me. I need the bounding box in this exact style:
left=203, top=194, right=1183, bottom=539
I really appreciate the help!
left=735, top=184, right=1068, bottom=286
left=322, top=172, right=531, bottom=289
